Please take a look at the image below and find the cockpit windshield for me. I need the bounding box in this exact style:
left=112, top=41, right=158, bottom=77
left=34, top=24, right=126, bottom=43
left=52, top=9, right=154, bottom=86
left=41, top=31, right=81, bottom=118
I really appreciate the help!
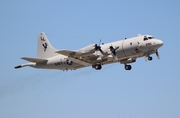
left=148, top=37, right=154, bottom=39
left=144, top=36, right=154, bottom=41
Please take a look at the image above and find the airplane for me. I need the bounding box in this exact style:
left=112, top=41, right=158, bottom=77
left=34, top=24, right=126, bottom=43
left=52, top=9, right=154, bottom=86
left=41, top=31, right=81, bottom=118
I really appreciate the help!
left=15, top=32, right=163, bottom=71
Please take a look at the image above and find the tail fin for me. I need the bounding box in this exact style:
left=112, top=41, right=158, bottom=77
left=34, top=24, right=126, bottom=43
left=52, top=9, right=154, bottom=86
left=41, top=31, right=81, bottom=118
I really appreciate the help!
left=37, top=32, right=58, bottom=58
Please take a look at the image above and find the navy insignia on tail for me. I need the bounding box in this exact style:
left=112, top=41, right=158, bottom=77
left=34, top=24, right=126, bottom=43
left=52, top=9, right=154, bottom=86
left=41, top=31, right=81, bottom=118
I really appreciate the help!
left=42, top=42, right=48, bottom=52
left=41, top=37, right=48, bottom=52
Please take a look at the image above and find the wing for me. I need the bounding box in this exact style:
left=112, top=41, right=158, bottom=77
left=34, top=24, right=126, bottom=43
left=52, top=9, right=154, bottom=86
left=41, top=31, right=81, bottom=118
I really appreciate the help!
left=56, top=50, right=81, bottom=56
left=56, top=50, right=101, bottom=65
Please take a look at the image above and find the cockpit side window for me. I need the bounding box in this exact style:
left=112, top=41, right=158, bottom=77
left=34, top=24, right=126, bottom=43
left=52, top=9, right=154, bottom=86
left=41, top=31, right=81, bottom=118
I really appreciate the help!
left=144, top=36, right=148, bottom=41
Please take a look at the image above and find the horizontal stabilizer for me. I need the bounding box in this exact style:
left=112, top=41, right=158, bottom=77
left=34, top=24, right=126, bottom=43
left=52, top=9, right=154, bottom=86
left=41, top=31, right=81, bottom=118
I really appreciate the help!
left=21, top=57, right=48, bottom=64
left=56, top=50, right=81, bottom=56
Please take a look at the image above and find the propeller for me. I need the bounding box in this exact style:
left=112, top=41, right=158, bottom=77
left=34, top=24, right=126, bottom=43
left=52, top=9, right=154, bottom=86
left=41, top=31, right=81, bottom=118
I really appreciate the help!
left=94, top=39, right=104, bottom=55
left=144, top=50, right=160, bottom=61
left=109, top=45, right=119, bottom=59
left=156, top=50, right=160, bottom=59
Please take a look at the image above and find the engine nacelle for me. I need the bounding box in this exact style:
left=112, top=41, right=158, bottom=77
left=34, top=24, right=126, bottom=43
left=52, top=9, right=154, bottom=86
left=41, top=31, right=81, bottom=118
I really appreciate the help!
left=78, top=44, right=96, bottom=55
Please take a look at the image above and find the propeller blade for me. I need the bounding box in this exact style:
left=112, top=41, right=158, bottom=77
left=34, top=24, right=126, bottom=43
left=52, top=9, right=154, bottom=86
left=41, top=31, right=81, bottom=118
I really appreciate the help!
left=99, top=39, right=101, bottom=46
left=156, top=50, right=160, bottom=59
left=94, top=39, right=104, bottom=55
left=115, top=46, right=119, bottom=50
left=99, top=48, right=104, bottom=55
left=109, top=46, right=119, bottom=56
left=109, top=45, right=119, bottom=60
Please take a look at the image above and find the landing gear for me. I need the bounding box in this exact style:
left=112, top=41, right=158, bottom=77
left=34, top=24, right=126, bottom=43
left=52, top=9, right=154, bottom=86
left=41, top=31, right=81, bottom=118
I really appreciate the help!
left=125, top=65, right=132, bottom=70
left=148, top=56, right=153, bottom=61
left=92, top=64, right=102, bottom=70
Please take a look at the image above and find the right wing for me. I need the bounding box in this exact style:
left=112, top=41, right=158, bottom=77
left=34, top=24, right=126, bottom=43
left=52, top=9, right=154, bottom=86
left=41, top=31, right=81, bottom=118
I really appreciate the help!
left=56, top=50, right=81, bottom=56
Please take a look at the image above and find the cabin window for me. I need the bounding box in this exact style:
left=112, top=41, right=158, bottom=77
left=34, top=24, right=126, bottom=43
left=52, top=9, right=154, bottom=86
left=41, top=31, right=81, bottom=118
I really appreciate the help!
left=130, top=42, right=132, bottom=45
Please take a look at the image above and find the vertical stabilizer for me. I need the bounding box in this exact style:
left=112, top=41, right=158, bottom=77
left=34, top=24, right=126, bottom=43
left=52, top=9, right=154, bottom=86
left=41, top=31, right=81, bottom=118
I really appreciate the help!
left=37, top=32, right=58, bottom=58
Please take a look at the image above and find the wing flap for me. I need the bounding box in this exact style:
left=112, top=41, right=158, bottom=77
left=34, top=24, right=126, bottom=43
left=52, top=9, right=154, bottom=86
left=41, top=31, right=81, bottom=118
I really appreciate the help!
left=21, top=57, right=48, bottom=64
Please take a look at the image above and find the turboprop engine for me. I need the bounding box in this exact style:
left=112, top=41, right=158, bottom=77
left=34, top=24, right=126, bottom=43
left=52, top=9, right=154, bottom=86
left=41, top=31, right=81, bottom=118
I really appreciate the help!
left=77, top=42, right=104, bottom=56
left=78, top=44, right=97, bottom=54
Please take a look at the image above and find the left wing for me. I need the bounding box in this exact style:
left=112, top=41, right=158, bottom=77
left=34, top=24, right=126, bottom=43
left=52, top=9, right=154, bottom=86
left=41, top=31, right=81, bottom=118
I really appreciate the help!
left=56, top=49, right=98, bottom=57
left=56, top=50, right=100, bottom=65
left=56, top=50, right=81, bottom=56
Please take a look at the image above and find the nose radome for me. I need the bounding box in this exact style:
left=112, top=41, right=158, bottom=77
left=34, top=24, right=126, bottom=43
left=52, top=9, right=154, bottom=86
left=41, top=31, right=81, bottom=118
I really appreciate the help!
left=158, top=40, right=164, bottom=46
left=153, top=39, right=163, bottom=48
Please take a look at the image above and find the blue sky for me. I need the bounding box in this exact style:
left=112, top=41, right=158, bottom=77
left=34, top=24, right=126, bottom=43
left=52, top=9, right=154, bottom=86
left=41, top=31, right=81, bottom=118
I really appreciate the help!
left=1, top=0, right=180, bottom=118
